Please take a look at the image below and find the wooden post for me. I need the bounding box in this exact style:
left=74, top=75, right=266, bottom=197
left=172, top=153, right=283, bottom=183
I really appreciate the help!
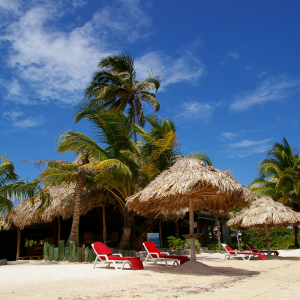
left=237, top=229, right=241, bottom=251
left=264, top=224, right=271, bottom=256
left=189, top=199, right=196, bottom=261
left=103, top=204, right=107, bottom=244
left=53, top=219, right=57, bottom=245
left=159, top=220, right=163, bottom=247
left=58, top=216, right=61, bottom=243
left=216, top=215, right=221, bottom=252
left=85, top=246, right=89, bottom=262
left=16, top=228, right=21, bottom=260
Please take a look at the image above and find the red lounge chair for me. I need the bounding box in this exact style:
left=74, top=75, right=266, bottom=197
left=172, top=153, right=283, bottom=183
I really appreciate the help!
left=221, top=244, right=266, bottom=261
left=143, top=241, right=190, bottom=267
left=91, top=242, right=144, bottom=270
left=246, top=242, right=279, bottom=256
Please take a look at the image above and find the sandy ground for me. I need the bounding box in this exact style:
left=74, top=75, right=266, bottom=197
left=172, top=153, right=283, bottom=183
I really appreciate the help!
left=1, top=249, right=300, bottom=300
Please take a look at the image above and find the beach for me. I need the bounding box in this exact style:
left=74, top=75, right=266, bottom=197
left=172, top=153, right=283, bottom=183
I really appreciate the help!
left=1, top=249, right=300, bottom=300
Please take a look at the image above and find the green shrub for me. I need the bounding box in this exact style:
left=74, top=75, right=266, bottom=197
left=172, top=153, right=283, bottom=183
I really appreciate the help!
left=167, top=236, right=200, bottom=250
left=207, top=242, right=220, bottom=250
left=242, top=227, right=297, bottom=250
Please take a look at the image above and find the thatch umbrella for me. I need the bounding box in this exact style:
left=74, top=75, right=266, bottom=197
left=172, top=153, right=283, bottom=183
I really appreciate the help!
left=127, top=157, right=251, bottom=260
left=2, top=183, right=115, bottom=230
left=227, top=195, right=300, bottom=255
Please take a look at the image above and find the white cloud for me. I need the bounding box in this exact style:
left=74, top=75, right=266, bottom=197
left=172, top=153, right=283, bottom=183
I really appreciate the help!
left=3, top=110, right=46, bottom=129
left=226, top=138, right=273, bottom=158
left=175, top=101, right=221, bottom=123
left=0, top=0, right=152, bottom=105
left=136, top=51, right=205, bottom=89
left=220, top=50, right=240, bottom=66
left=221, top=129, right=259, bottom=140
left=231, top=75, right=300, bottom=112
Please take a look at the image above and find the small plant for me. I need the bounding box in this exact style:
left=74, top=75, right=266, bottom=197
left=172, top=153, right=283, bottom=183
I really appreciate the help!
left=184, top=238, right=201, bottom=250
left=167, top=236, right=201, bottom=251
left=207, top=242, right=220, bottom=250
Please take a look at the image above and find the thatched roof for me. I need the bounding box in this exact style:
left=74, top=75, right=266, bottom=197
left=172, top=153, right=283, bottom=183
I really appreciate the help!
left=2, top=183, right=115, bottom=230
left=127, top=157, right=251, bottom=215
left=227, top=195, right=300, bottom=228
left=158, top=208, right=188, bottom=222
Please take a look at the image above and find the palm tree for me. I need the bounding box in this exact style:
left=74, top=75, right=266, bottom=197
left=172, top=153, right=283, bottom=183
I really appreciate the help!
left=0, top=155, right=43, bottom=216
left=249, top=137, right=300, bottom=247
left=189, top=151, right=212, bottom=166
left=75, top=53, right=161, bottom=142
left=33, top=156, right=99, bottom=246
left=56, top=110, right=140, bottom=249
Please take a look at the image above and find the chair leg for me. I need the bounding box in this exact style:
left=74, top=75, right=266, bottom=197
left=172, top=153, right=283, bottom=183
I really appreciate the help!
left=93, top=257, right=99, bottom=269
left=112, top=261, right=118, bottom=270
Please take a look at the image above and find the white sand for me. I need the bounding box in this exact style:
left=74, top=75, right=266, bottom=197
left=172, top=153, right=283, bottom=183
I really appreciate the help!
left=1, top=249, right=300, bottom=300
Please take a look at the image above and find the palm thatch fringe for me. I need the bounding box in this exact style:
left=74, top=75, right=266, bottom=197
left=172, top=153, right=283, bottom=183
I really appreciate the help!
left=2, top=183, right=115, bottom=230
left=227, top=195, right=300, bottom=228
left=127, top=157, right=251, bottom=215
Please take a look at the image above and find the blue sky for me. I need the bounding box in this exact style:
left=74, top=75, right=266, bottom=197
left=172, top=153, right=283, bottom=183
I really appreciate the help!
left=1, top=0, right=300, bottom=187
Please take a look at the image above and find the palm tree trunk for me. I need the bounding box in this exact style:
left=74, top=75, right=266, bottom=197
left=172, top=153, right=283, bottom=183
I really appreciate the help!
left=294, top=226, right=299, bottom=247
left=118, top=207, right=135, bottom=250
left=66, top=169, right=85, bottom=247
left=132, top=214, right=155, bottom=250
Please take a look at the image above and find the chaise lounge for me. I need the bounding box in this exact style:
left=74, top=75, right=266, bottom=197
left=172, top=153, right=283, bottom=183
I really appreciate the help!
left=91, top=242, right=144, bottom=270
left=143, top=241, right=190, bottom=267
left=222, top=244, right=266, bottom=261
left=246, top=242, right=279, bottom=256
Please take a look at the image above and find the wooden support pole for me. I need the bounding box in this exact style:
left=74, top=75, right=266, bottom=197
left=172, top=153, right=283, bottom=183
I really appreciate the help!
left=216, top=215, right=221, bottom=252
left=58, top=216, right=61, bottom=244
left=159, top=220, right=163, bottom=247
left=189, top=199, right=196, bottom=261
left=16, top=227, right=21, bottom=260
left=103, top=204, right=107, bottom=244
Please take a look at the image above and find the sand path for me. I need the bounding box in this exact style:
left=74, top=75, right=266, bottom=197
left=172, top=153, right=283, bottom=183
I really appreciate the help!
left=1, top=249, right=300, bottom=300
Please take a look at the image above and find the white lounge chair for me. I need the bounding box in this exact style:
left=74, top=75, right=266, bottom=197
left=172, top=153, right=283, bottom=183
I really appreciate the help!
left=221, top=243, right=266, bottom=261
left=91, top=242, right=144, bottom=270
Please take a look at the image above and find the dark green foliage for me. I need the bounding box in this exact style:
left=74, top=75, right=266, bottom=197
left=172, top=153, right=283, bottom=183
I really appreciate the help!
left=207, top=242, right=220, bottom=251
left=242, top=227, right=297, bottom=250
left=167, top=236, right=200, bottom=250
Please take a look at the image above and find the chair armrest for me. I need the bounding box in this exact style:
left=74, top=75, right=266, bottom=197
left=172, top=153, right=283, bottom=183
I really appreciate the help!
left=149, top=252, right=159, bottom=258
left=113, top=253, right=122, bottom=257
left=160, top=252, right=170, bottom=255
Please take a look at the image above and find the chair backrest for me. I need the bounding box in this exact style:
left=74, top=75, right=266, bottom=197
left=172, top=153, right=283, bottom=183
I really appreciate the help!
left=246, top=242, right=255, bottom=250
left=221, top=243, right=235, bottom=254
left=143, top=241, right=160, bottom=254
left=83, top=232, right=93, bottom=244
left=44, top=237, right=54, bottom=245
left=93, top=242, right=113, bottom=256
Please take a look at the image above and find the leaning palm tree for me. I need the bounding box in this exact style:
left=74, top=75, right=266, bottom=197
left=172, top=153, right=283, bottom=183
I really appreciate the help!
left=75, top=53, right=161, bottom=142
left=0, top=155, right=43, bottom=216
left=249, top=137, right=300, bottom=246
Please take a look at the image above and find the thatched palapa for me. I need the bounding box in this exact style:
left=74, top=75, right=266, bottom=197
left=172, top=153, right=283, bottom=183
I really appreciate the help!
left=127, top=157, right=251, bottom=215
left=227, top=195, right=300, bottom=228
left=227, top=195, right=300, bottom=255
left=127, top=157, right=251, bottom=261
left=2, top=183, right=115, bottom=230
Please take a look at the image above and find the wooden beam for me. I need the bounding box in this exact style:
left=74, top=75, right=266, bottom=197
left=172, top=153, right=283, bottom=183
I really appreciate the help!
left=189, top=199, right=196, bottom=261
left=16, top=227, right=21, bottom=260
left=159, top=220, right=163, bottom=247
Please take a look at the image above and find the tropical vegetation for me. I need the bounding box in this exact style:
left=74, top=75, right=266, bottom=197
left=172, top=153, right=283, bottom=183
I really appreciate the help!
left=249, top=137, right=300, bottom=247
